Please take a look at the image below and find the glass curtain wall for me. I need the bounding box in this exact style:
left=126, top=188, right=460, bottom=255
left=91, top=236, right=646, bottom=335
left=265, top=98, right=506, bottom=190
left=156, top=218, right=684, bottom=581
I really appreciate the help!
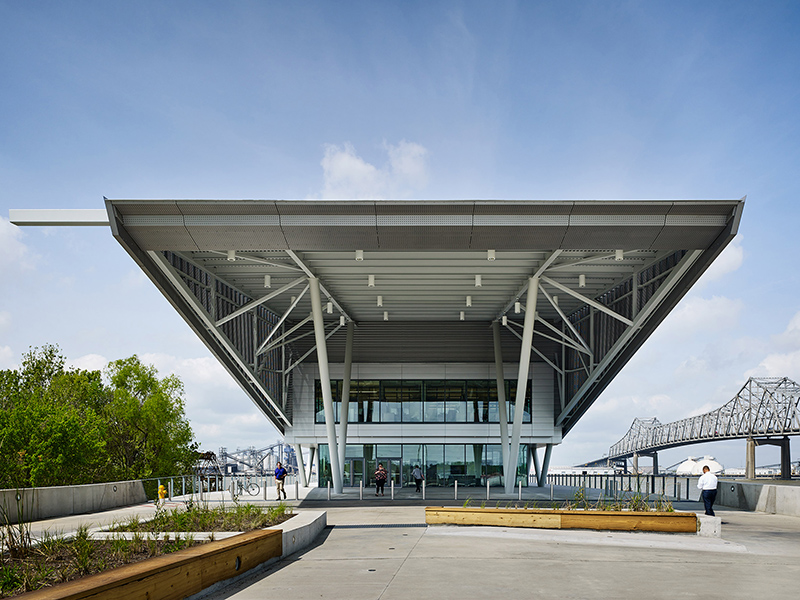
left=318, top=443, right=530, bottom=488
left=316, top=379, right=532, bottom=424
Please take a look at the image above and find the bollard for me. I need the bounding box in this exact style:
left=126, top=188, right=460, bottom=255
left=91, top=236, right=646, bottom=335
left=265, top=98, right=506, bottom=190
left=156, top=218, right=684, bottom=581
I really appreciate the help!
left=455, top=480, right=458, bottom=500
left=360, top=479, right=363, bottom=501
left=168, top=479, right=173, bottom=501
left=486, top=479, right=490, bottom=501
left=264, top=476, right=268, bottom=501
left=518, top=481, right=522, bottom=501
left=182, top=476, right=185, bottom=498
left=422, top=479, right=426, bottom=500
left=550, top=482, right=554, bottom=501
left=327, top=480, right=331, bottom=501
left=391, top=479, right=395, bottom=500
left=295, top=478, right=299, bottom=500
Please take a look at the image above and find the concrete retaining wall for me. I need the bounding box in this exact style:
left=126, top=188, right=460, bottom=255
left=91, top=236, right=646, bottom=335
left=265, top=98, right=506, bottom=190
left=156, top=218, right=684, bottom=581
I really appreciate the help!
left=717, top=480, right=800, bottom=517
left=0, top=481, right=147, bottom=524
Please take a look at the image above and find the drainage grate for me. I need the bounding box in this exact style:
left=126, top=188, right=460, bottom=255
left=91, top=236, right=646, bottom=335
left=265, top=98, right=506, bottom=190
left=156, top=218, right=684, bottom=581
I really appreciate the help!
left=328, top=523, right=427, bottom=529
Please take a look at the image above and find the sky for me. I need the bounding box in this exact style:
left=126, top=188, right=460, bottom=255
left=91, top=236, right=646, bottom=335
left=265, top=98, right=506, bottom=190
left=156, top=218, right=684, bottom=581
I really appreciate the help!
left=2, top=1, right=800, bottom=470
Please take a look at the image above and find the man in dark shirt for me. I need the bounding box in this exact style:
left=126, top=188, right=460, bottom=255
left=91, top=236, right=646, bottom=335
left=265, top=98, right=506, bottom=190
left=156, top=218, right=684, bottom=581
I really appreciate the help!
left=274, top=461, right=288, bottom=501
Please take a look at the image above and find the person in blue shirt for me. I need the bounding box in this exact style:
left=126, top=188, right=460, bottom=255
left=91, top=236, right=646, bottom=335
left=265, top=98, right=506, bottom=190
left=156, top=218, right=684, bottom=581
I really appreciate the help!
left=274, top=462, right=288, bottom=501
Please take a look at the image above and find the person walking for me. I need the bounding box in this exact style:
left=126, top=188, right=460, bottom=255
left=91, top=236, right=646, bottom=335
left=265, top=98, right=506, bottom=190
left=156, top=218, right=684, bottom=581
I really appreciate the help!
left=697, top=465, right=718, bottom=516
left=374, top=463, right=387, bottom=496
left=274, top=461, right=288, bottom=501
left=412, top=465, right=424, bottom=493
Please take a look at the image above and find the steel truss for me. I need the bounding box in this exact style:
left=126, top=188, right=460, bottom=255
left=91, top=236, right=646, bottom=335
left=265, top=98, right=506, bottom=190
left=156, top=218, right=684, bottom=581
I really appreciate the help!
left=608, top=377, right=800, bottom=459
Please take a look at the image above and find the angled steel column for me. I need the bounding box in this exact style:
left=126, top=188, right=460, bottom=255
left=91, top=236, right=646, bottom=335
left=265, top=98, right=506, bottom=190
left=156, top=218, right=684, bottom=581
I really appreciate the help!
left=492, top=320, right=510, bottom=471
left=538, top=444, right=553, bottom=487
left=309, top=277, right=343, bottom=494
left=293, top=443, right=308, bottom=487
left=531, top=445, right=541, bottom=485
left=506, top=276, right=538, bottom=494
left=306, top=446, right=317, bottom=485
left=337, top=321, right=355, bottom=484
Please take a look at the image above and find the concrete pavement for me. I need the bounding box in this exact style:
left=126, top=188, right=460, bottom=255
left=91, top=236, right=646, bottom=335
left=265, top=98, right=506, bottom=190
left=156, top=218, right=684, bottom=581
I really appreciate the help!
left=19, top=487, right=800, bottom=599
left=210, top=504, right=800, bottom=600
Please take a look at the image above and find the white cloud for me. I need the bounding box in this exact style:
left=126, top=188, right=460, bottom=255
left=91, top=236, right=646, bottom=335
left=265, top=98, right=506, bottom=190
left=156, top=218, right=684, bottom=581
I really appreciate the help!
left=140, top=353, right=238, bottom=389
left=664, top=295, right=743, bottom=338
left=0, top=346, right=14, bottom=369
left=745, top=311, right=800, bottom=381
left=696, top=234, right=744, bottom=285
left=69, top=353, right=109, bottom=372
left=318, top=140, right=428, bottom=199
left=0, top=217, right=36, bottom=272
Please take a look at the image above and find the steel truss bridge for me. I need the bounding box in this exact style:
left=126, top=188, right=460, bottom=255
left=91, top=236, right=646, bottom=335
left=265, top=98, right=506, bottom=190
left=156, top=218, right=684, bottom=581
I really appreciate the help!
left=607, top=377, right=800, bottom=478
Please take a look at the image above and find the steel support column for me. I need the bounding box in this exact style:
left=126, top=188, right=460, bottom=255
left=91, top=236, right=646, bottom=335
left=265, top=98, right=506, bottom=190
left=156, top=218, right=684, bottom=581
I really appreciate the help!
left=492, top=320, right=510, bottom=471
left=781, top=437, right=791, bottom=480
left=309, top=277, right=343, bottom=494
left=531, top=445, right=541, bottom=485
left=293, top=443, right=307, bottom=487
left=538, top=444, right=553, bottom=487
left=506, top=276, right=538, bottom=494
left=306, top=446, right=317, bottom=485
left=337, top=320, right=354, bottom=484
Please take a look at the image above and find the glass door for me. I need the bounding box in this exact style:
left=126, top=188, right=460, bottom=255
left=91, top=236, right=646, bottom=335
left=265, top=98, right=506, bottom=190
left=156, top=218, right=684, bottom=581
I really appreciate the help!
left=378, top=458, right=402, bottom=487
left=343, top=458, right=364, bottom=487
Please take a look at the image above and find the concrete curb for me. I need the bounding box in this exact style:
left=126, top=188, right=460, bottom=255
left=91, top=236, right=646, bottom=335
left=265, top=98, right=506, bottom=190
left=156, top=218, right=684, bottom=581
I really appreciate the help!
left=696, top=515, right=722, bottom=537
left=187, top=511, right=326, bottom=600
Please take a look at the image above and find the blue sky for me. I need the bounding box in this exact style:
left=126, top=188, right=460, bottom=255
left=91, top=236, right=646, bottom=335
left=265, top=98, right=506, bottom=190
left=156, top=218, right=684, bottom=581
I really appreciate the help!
left=2, top=1, right=799, bottom=469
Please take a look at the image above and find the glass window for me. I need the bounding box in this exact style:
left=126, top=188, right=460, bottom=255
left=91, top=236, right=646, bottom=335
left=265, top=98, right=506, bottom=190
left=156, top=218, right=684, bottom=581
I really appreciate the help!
left=380, top=381, right=403, bottom=422
left=506, top=380, right=532, bottom=423
left=424, top=444, right=444, bottom=486
left=318, top=444, right=332, bottom=487
left=357, top=380, right=380, bottom=423
left=466, top=380, right=490, bottom=423
left=466, top=444, right=484, bottom=484
left=401, top=380, right=423, bottom=422
left=315, top=380, right=341, bottom=423
left=484, top=444, right=504, bottom=487
left=425, top=380, right=463, bottom=422
left=444, top=445, right=466, bottom=486
left=402, top=444, right=423, bottom=488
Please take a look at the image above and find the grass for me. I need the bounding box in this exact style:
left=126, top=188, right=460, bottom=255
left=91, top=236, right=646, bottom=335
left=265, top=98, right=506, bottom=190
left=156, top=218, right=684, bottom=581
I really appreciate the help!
left=114, top=501, right=292, bottom=533
left=0, top=502, right=293, bottom=597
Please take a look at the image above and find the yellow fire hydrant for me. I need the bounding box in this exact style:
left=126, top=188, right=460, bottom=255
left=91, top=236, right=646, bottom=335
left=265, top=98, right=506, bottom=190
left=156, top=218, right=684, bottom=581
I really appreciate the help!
left=158, top=484, right=167, bottom=502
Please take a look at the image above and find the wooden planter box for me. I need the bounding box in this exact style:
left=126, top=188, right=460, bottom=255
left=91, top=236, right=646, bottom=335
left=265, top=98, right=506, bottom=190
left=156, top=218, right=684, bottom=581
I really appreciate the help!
left=425, top=507, right=697, bottom=533
left=21, top=528, right=282, bottom=600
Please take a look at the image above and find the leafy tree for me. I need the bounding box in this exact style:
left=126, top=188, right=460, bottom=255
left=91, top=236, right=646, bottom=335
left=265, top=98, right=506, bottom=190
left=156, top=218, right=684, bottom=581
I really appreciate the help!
left=103, top=356, right=198, bottom=481
left=0, top=346, right=107, bottom=487
left=0, top=345, right=198, bottom=489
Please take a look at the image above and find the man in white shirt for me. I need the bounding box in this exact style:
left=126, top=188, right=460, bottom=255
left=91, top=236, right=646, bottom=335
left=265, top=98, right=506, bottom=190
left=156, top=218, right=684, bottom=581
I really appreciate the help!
left=696, top=465, right=718, bottom=516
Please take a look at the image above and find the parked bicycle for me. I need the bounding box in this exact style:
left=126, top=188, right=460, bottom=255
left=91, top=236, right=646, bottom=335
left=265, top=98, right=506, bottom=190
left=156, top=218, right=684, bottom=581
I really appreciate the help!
left=233, top=476, right=260, bottom=497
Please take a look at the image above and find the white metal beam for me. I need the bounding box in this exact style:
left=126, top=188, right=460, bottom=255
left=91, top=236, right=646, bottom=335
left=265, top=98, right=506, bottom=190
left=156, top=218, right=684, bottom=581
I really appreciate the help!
left=285, top=249, right=353, bottom=322
left=540, top=275, right=634, bottom=327
left=216, top=277, right=306, bottom=327
left=498, top=250, right=562, bottom=318
left=492, top=320, right=510, bottom=473
left=338, top=321, right=355, bottom=484
left=506, top=276, right=538, bottom=494
left=254, top=285, right=309, bottom=355
left=309, top=277, right=343, bottom=494
left=556, top=250, right=703, bottom=425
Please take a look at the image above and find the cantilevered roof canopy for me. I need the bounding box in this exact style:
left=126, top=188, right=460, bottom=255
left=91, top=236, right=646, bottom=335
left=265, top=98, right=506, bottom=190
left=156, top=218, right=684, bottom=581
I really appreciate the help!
left=10, top=199, right=745, bottom=436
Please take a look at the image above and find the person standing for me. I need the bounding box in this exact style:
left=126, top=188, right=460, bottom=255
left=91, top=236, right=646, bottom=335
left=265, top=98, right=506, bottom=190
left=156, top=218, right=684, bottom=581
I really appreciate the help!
left=697, top=465, right=718, bottom=516
left=274, top=461, right=288, bottom=501
left=412, top=465, right=424, bottom=493
left=374, top=463, right=387, bottom=496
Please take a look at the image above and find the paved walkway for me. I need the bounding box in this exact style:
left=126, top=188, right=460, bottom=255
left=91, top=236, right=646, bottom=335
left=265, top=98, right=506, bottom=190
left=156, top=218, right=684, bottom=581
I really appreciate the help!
left=211, top=505, right=800, bottom=600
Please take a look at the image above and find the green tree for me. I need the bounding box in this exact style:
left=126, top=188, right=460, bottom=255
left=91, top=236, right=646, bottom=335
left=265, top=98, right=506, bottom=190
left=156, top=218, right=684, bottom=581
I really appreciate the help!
left=0, top=345, right=108, bottom=488
left=103, top=356, right=198, bottom=480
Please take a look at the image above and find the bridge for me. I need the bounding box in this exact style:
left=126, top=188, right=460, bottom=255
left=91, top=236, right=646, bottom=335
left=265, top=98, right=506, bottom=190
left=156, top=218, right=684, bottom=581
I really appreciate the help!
left=606, top=377, right=800, bottom=479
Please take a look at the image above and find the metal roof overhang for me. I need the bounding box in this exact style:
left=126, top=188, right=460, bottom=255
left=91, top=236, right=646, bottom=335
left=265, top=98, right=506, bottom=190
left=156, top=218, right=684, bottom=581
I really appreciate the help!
left=99, top=198, right=744, bottom=436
